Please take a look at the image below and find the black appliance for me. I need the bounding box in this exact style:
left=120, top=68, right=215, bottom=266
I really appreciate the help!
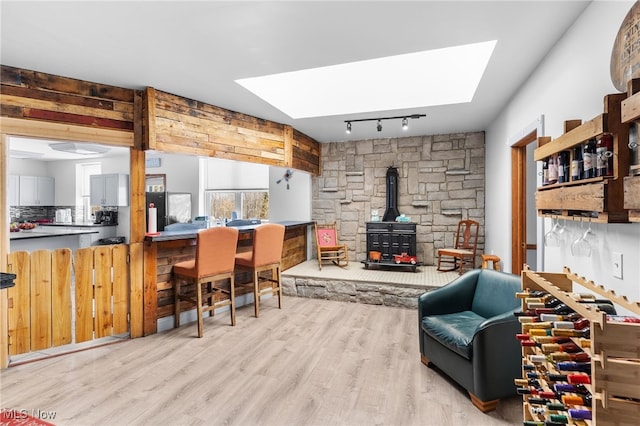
left=382, top=166, right=401, bottom=222
left=94, top=210, right=118, bottom=225
left=145, top=192, right=192, bottom=232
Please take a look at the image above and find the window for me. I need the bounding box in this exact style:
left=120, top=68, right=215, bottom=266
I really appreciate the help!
left=77, top=162, right=101, bottom=222
left=204, top=190, right=269, bottom=221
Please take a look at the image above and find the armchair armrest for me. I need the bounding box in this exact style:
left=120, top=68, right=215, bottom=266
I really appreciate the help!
left=471, top=308, right=522, bottom=401
left=418, top=269, right=480, bottom=319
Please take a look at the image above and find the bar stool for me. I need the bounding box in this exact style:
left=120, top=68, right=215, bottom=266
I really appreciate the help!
left=481, top=253, right=501, bottom=271
left=234, top=223, right=285, bottom=318
left=173, top=226, right=239, bottom=337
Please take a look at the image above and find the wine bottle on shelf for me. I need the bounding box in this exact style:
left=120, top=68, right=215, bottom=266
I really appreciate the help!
left=542, top=157, right=550, bottom=185
left=571, top=145, right=583, bottom=181
left=557, top=151, right=570, bottom=183
left=582, top=138, right=596, bottom=179
left=596, top=133, right=614, bottom=177
left=556, top=361, right=591, bottom=373
left=550, top=351, right=591, bottom=362
left=548, top=153, right=558, bottom=184
left=561, top=393, right=592, bottom=406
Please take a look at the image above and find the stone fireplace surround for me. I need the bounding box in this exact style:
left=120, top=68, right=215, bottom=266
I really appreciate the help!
left=311, top=132, right=486, bottom=267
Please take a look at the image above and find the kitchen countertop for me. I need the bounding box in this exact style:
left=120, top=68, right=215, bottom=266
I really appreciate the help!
left=39, top=222, right=118, bottom=227
left=145, top=220, right=314, bottom=242
left=9, top=228, right=99, bottom=240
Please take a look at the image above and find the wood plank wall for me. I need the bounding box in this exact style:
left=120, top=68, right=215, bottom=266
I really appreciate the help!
left=0, top=65, right=136, bottom=140
left=144, top=88, right=320, bottom=175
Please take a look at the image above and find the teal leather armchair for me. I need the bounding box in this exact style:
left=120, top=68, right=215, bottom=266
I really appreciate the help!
left=418, top=268, right=521, bottom=412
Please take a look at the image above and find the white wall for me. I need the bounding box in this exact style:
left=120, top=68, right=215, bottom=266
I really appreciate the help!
left=269, top=166, right=311, bottom=222
left=485, top=1, right=640, bottom=311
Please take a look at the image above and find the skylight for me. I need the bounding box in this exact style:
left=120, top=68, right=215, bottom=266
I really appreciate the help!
left=236, top=40, right=497, bottom=119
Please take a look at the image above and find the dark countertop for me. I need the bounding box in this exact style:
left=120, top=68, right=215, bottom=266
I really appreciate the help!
left=39, top=222, right=118, bottom=228
left=145, top=220, right=313, bottom=242
left=9, top=228, right=99, bottom=240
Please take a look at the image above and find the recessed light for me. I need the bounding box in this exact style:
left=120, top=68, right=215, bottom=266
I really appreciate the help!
left=236, top=40, right=497, bottom=119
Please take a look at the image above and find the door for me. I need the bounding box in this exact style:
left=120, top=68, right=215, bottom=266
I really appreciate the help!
left=511, top=118, right=543, bottom=274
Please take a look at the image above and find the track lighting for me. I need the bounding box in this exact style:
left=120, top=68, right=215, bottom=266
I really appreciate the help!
left=343, top=114, right=426, bottom=134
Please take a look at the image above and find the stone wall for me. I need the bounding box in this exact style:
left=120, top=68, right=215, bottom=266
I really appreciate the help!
left=312, top=132, right=486, bottom=266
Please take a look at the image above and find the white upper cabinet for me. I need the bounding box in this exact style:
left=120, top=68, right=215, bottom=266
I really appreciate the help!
left=8, top=175, right=19, bottom=206
left=18, top=175, right=55, bottom=206
left=90, top=173, right=129, bottom=206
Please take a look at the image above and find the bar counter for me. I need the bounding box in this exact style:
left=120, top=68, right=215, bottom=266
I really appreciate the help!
left=142, top=221, right=313, bottom=335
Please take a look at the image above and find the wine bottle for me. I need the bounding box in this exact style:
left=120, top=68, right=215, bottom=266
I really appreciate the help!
left=571, top=145, right=583, bottom=181
left=556, top=361, right=591, bottom=373
left=582, top=138, right=596, bottom=178
left=568, top=408, right=592, bottom=420
left=542, top=158, right=550, bottom=185
left=553, top=383, right=590, bottom=395
left=557, top=151, right=570, bottom=183
left=550, top=352, right=590, bottom=362
left=596, top=133, right=613, bottom=177
left=561, top=394, right=592, bottom=406
left=552, top=304, right=575, bottom=315
left=548, top=153, right=558, bottom=184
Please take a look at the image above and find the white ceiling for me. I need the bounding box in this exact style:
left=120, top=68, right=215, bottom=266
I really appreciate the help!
left=1, top=1, right=591, bottom=145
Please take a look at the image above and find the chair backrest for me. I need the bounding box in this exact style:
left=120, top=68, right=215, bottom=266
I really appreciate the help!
left=455, top=220, right=479, bottom=251
left=251, top=223, right=286, bottom=267
left=195, top=227, right=239, bottom=277
left=471, top=269, right=521, bottom=318
left=315, top=222, right=339, bottom=247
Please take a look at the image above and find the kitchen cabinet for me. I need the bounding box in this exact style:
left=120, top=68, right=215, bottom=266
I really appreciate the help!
left=18, top=175, right=54, bottom=206
left=90, top=173, right=129, bottom=207
left=8, top=175, right=19, bottom=206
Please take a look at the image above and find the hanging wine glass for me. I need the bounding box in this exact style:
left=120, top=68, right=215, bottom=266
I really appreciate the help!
left=555, top=218, right=571, bottom=244
left=571, top=218, right=591, bottom=257
left=545, top=217, right=561, bottom=247
left=582, top=219, right=598, bottom=246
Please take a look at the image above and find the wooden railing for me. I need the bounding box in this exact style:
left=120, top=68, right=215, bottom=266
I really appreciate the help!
left=5, top=245, right=129, bottom=356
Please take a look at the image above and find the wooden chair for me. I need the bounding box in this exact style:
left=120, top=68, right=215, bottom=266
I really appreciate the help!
left=173, top=226, right=239, bottom=337
left=314, top=222, right=349, bottom=270
left=437, top=220, right=479, bottom=275
left=234, top=223, right=285, bottom=318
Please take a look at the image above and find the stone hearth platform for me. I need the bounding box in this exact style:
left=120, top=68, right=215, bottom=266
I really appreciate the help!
left=281, top=260, right=460, bottom=309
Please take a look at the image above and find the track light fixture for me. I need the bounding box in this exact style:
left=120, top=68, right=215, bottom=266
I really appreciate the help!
left=344, top=114, right=426, bottom=134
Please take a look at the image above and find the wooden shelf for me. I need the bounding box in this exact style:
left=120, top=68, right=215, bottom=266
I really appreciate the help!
left=621, top=82, right=640, bottom=222
left=534, top=93, right=630, bottom=223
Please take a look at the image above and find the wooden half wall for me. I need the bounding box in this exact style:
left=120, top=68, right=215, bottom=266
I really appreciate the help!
left=144, top=87, right=320, bottom=175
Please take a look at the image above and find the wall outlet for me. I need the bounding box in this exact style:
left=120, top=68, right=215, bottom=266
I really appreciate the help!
left=612, top=252, right=623, bottom=279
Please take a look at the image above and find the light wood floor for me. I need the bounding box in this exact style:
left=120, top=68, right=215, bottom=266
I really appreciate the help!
left=0, top=296, right=521, bottom=425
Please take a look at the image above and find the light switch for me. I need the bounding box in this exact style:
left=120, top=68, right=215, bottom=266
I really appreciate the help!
left=612, top=252, right=623, bottom=279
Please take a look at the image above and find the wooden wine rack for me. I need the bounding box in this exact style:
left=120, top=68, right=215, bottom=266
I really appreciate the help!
left=520, top=267, right=640, bottom=426
left=534, top=93, right=630, bottom=223
left=620, top=79, right=640, bottom=222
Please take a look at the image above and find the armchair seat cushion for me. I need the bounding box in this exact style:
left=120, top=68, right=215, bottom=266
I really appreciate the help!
left=421, top=311, right=485, bottom=360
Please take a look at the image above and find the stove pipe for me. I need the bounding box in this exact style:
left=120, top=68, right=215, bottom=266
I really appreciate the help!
left=382, top=166, right=401, bottom=222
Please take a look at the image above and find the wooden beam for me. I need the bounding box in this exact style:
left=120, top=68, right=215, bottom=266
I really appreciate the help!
left=0, top=117, right=134, bottom=147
